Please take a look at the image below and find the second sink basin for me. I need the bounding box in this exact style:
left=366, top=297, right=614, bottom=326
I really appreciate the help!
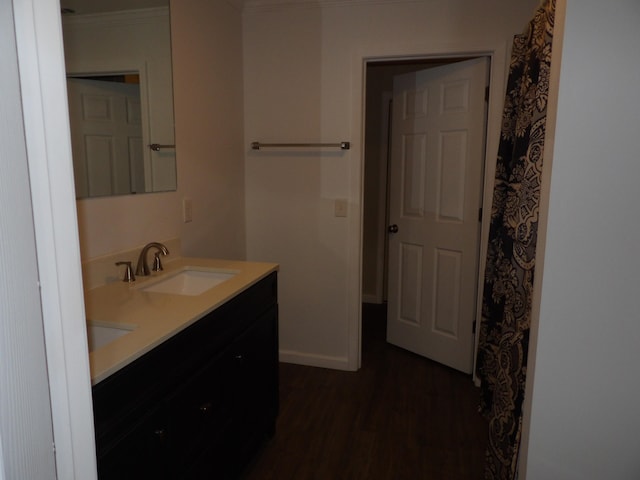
left=87, top=322, right=136, bottom=352
left=137, top=267, right=238, bottom=296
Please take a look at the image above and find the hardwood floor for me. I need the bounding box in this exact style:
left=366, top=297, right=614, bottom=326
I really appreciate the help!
left=241, top=303, right=488, bottom=480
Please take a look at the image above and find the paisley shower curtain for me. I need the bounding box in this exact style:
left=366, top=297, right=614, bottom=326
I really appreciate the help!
left=476, top=1, right=556, bottom=478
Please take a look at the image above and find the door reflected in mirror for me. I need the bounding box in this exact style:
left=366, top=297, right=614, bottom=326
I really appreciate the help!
left=62, top=5, right=176, bottom=199
left=67, top=75, right=147, bottom=197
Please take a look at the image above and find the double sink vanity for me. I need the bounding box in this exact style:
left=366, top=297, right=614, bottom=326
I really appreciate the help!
left=85, top=253, right=279, bottom=479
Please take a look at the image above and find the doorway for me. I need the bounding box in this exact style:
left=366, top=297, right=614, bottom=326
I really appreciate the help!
left=361, top=56, right=490, bottom=373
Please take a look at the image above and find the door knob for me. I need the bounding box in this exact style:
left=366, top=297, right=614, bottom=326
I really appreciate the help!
left=388, top=224, right=399, bottom=233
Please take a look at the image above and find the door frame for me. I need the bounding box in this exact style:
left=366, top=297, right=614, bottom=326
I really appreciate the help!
left=348, top=42, right=510, bottom=378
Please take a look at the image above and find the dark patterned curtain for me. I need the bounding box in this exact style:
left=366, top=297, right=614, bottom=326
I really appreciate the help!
left=476, top=1, right=556, bottom=479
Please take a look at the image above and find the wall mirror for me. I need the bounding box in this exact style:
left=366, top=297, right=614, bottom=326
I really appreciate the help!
left=61, top=1, right=177, bottom=199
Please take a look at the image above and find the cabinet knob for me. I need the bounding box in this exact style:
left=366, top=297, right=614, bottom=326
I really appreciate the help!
left=153, top=428, right=166, bottom=441
left=199, top=402, right=212, bottom=414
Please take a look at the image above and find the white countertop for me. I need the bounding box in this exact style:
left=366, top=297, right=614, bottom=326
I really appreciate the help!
left=85, top=257, right=278, bottom=385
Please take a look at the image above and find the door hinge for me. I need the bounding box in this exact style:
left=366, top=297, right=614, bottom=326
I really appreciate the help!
left=484, top=86, right=490, bottom=102
left=478, top=207, right=483, bottom=222
left=472, top=320, right=477, bottom=334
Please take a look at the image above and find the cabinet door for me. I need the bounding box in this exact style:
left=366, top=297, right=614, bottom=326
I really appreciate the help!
left=167, top=350, right=234, bottom=474
left=228, top=306, right=279, bottom=466
left=97, top=406, right=169, bottom=480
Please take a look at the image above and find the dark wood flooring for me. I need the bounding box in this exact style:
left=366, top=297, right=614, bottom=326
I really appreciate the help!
left=241, top=303, right=488, bottom=480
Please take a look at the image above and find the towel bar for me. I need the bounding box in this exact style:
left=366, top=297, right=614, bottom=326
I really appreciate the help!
left=251, top=141, right=350, bottom=150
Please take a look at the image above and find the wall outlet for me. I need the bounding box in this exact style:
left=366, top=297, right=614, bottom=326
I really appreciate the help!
left=183, top=197, right=193, bottom=223
left=334, top=198, right=348, bottom=217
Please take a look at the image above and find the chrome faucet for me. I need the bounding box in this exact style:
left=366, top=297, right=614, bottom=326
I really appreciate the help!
left=135, top=242, right=169, bottom=276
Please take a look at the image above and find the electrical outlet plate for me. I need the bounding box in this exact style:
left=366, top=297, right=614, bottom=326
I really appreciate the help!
left=334, top=199, right=348, bottom=217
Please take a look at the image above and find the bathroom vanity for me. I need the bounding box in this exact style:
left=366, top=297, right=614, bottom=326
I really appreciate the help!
left=85, top=258, right=278, bottom=479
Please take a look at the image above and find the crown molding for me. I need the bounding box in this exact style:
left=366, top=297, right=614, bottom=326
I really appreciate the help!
left=61, top=6, right=168, bottom=27
left=243, top=0, right=423, bottom=12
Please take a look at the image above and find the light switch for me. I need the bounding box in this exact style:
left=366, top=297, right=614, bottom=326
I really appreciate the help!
left=183, top=197, right=193, bottom=223
left=334, top=198, right=348, bottom=217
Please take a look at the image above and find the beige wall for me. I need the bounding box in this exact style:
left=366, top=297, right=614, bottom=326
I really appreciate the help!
left=171, top=0, right=246, bottom=260
left=243, top=0, right=539, bottom=369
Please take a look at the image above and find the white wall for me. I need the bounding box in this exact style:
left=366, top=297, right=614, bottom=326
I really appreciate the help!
left=523, top=0, right=640, bottom=477
left=171, top=0, right=246, bottom=260
left=243, top=0, right=539, bottom=369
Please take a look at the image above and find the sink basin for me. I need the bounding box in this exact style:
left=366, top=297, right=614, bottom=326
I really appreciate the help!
left=136, top=268, right=238, bottom=296
left=87, top=322, right=136, bottom=352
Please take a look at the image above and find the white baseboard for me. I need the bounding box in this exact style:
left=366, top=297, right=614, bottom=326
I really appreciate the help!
left=279, top=350, right=354, bottom=371
left=362, top=294, right=381, bottom=304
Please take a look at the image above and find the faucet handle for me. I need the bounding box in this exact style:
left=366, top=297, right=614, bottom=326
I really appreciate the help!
left=115, top=261, right=136, bottom=283
left=152, top=252, right=164, bottom=272
left=136, top=242, right=169, bottom=276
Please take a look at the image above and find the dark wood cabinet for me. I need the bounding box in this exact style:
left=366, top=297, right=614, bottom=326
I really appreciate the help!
left=92, top=272, right=278, bottom=479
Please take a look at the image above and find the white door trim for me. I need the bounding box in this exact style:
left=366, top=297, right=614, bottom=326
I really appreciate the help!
left=348, top=41, right=510, bottom=373
left=13, top=0, right=98, bottom=478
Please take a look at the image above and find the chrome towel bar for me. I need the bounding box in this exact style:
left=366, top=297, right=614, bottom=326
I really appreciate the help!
left=251, top=141, right=350, bottom=150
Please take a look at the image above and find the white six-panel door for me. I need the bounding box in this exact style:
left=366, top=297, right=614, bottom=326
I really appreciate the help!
left=386, top=58, right=488, bottom=373
left=66, top=78, right=144, bottom=197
